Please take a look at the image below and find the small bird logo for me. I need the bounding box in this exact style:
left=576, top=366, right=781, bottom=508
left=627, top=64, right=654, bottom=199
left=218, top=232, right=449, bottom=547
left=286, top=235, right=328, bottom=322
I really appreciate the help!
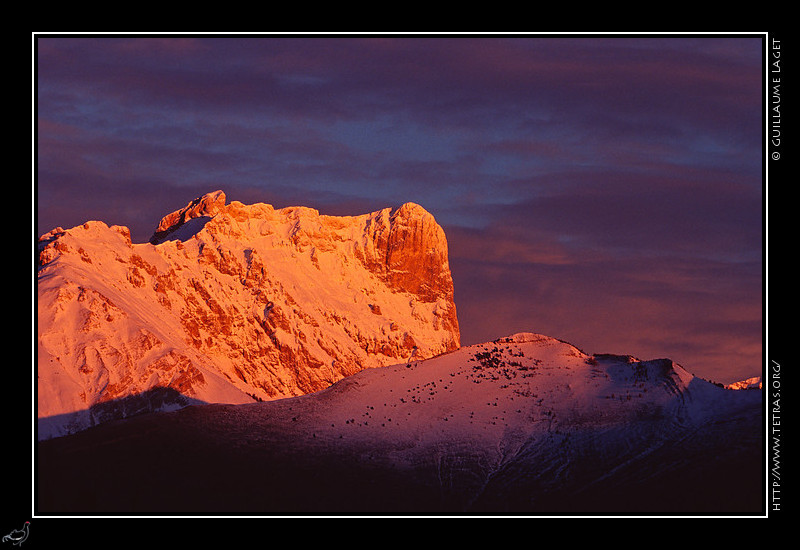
left=2, top=522, right=29, bottom=546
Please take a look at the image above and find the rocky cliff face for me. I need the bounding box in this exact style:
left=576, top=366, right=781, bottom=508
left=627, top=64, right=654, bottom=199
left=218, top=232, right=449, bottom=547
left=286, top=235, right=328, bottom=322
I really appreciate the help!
left=37, top=191, right=460, bottom=439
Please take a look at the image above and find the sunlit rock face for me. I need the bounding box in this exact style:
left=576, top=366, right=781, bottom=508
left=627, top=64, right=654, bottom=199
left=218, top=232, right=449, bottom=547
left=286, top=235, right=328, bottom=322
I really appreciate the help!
left=149, top=189, right=227, bottom=243
left=37, top=190, right=460, bottom=439
left=724, top=376, right=762, bottom=390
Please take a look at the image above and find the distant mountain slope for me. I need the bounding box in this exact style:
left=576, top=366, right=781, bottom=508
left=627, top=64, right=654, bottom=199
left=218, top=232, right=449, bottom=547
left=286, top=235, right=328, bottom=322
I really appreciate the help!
left=36, top=333, right=763, bottom=516
left=36, top=191, right=459, bottom=439
left=725, top=376, right=762, bottom=390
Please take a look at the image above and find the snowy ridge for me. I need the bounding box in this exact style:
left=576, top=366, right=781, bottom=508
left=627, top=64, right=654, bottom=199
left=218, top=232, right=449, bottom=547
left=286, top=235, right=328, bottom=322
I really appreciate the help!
left=37, top=331, right=763, bottom=515
left=36, top=191, right=459, bottom=439
left=725, top=376, right=762, bottom=390
left=261, top=335, right=752, bottom=453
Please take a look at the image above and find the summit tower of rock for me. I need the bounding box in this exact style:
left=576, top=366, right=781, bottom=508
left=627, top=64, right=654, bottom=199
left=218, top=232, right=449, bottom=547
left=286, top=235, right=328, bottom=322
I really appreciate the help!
left=37, top=190, right=460, bottom=439
left=149, top=189, right=227, bottom=243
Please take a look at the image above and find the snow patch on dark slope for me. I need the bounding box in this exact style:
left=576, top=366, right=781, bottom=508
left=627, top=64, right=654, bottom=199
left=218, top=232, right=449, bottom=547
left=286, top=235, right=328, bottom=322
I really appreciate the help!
left=36, top=333, right=762, bottom=516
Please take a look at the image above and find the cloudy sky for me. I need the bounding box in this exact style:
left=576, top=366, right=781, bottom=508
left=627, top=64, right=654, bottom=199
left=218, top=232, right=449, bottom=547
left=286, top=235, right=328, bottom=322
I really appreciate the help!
left=35, top=34, right=764, bottom=384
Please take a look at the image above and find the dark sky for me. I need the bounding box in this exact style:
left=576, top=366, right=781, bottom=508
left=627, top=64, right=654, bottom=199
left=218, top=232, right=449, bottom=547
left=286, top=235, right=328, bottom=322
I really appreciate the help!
left=35, top=34, right=764, bottom=384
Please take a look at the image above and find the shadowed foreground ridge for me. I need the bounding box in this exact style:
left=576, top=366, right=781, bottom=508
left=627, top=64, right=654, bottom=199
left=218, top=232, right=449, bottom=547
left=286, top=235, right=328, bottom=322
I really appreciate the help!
left=37, top=335, right=763, bottom=516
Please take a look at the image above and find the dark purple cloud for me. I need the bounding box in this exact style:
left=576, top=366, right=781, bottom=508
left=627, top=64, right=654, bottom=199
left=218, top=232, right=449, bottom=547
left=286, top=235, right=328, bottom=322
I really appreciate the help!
left=35, top=34, right=764, bottom=383
left=448, top=220, right=762, bottom=384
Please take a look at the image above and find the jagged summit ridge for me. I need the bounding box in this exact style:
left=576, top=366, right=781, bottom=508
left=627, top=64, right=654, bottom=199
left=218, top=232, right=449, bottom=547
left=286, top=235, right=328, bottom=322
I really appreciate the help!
left=150, top=189, right=226, bottom=243
left=37, top=190, right=460, bottom=439
left=725, top=376, right=762, bottom=390
left=148, top=191, right=455, bottom=306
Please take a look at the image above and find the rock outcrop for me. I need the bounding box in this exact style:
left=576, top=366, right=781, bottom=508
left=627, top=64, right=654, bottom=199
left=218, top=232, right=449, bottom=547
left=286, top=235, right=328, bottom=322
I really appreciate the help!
left=37, top=190, right=460, bottom=439
left=149, top=190, right=227, bottom=243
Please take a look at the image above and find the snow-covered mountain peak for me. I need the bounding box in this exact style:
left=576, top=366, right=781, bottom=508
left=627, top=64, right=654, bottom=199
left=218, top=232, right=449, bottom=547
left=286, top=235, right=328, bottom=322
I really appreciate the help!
left=498, top=332, right=564, bottom=345
left=37, top=324, right=763, bottom=515
left=725, top=376, right=763, bottom=390
left=37, top=190, right=460, bottom=439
